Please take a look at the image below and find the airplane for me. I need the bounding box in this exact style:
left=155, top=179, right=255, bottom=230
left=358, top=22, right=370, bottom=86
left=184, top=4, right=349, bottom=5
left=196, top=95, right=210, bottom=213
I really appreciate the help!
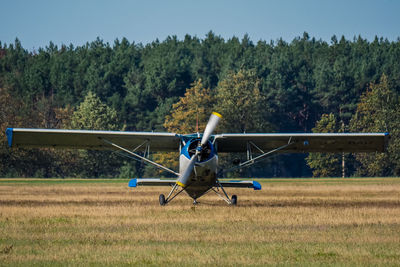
left=6, top=112, right=389, bottom=205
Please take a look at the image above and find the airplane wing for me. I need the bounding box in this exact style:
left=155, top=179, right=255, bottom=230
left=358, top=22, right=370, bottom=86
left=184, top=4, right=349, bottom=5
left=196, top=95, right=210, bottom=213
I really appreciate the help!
left=6, top=128, right=180, bottom=151
left=213, top=133, right=389, bottom=153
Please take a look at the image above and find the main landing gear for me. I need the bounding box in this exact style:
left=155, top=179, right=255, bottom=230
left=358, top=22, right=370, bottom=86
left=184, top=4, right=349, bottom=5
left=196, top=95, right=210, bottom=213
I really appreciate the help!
left=159, top=194, right=166, bottom=206
left=159, top=194, right=236, bottom=206
left=231, top=195, right=237, bottom=205
left=158, top=181, right=238, bottom=206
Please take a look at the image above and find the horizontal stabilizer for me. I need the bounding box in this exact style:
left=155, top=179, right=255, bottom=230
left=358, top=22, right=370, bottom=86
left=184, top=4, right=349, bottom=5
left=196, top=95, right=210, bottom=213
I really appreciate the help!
left=129, top=178, right=177, bottom=187
left=220, top=180, right=261, bottom=190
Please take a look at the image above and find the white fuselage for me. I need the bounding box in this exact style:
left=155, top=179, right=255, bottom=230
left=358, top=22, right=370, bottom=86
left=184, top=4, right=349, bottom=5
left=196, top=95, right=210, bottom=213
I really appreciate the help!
left=179, top=139, right=218, bottom=199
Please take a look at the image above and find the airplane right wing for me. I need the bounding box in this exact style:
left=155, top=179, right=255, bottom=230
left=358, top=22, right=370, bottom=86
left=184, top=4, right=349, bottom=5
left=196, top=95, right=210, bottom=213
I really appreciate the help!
left=219, top=180, right=261, bottom=190
left=213, top=133, right=390, bottom=153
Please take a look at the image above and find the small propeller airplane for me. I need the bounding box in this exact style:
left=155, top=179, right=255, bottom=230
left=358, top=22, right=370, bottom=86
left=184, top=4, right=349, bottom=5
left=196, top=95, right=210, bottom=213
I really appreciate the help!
left=6, top=112, right=389, bottom=205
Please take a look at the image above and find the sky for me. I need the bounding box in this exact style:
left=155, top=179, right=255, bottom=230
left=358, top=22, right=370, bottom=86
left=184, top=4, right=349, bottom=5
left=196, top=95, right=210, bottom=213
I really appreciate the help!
left=1, top=0, right=400, bottom=50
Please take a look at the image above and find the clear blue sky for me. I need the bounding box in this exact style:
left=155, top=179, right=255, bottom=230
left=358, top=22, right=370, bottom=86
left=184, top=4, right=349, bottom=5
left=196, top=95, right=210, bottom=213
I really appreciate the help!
left=1, top=0, right=399, bottom=50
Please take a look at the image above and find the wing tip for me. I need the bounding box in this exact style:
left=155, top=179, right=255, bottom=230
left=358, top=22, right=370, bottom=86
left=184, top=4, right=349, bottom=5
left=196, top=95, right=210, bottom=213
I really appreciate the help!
left=253, top=181, right=262, bottom=190
left=5, top=128, right=13, bottom=147
left=128, top=178, right=137, bottom=187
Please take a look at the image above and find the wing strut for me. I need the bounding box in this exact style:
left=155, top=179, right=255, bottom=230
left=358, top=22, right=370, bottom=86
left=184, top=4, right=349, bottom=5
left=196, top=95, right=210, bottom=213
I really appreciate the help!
left=100, top=138, right=179, bottom=177
left=224, top=137, right=295, bottom=174
left=164, top=183, right=187, bottom=204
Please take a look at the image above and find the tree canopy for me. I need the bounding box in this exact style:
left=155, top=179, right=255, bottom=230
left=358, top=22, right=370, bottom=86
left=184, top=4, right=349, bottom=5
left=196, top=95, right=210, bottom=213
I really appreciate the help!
left=306, top=113, right=342, bottom=177
left=1, top=32, right=400, bottom=178
left=349, top=75, right=400, bottom=176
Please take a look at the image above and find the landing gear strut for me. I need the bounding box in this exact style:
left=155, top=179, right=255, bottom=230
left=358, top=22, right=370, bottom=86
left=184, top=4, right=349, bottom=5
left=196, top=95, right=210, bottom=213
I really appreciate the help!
left=211, top=180, right=239, bottom=205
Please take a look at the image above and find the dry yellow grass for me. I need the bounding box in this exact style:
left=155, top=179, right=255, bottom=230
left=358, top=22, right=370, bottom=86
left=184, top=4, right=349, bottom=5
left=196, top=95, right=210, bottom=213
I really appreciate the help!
left=1, top=178, right=400, bottom=266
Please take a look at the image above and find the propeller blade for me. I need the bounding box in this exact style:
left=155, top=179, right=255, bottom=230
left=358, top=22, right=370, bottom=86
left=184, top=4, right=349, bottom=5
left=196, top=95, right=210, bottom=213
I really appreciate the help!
left=176, top=153, right=197, bottom=187
left=201, top=112, right=222, bottom=146
left=177, top=112, right=222, bottom=188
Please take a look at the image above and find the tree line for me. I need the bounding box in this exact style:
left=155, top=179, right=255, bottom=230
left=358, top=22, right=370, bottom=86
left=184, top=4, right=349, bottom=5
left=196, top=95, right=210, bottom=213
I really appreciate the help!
left=1, top=32, right=399, bottom=178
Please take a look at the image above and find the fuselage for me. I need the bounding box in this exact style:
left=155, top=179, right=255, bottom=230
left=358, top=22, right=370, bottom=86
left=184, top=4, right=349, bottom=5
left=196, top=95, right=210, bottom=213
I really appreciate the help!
left=179, top=138, right=218, bottom=199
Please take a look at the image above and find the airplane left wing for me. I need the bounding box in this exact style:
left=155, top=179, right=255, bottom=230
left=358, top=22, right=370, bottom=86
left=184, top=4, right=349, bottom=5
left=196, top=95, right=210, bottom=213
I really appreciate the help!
left=6, top=128, right=180, bottom=151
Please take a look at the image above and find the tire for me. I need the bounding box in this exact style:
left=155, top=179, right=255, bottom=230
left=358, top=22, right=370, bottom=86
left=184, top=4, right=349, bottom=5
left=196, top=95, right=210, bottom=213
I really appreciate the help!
left=159, top=194, right=166, bottom=206
left=231, top=195, right=237, bottom=205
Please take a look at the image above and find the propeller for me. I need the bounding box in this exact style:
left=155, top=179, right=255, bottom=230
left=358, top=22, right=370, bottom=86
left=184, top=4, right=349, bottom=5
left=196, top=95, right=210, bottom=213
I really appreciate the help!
left=176, top=112, right=222, bottom=188
left=201, top=112, right=222, bottom=146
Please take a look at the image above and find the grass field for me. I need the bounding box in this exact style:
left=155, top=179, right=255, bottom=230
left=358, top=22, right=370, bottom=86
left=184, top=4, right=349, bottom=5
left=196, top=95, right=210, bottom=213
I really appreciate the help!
left=1, top=178, right=400, bottom=266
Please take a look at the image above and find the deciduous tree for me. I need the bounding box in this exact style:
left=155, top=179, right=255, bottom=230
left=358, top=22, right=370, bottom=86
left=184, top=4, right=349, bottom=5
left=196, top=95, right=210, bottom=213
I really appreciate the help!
left=215, top=69, right=271, bottom=133
left=349, top=75, right=400, bottom=176
left=306, top=113, right=342, bottom=177
left=152, top=80, right=215, bottom=175
left=71, top=91, right=121, bottom=177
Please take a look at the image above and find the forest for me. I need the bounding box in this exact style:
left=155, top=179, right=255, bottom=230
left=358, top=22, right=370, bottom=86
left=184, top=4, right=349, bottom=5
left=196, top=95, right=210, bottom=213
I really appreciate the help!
left=1, top=32, right=400, bottom=178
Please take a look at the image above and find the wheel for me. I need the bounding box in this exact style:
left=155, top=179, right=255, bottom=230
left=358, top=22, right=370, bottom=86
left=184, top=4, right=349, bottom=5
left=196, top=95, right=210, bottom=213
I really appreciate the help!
left=159, top=194, right=167, bottom=206
left=231, top=195, right=237, bottom=205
